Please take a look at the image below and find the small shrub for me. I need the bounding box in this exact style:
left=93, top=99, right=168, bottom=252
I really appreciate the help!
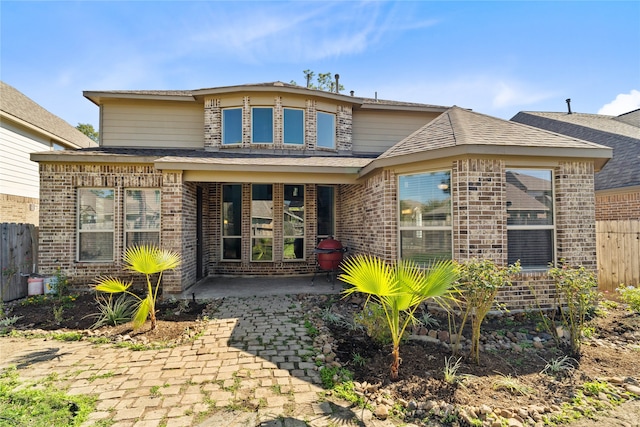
left=443, top=356, right=462, bottom=384
left=419, top=311, right=440, bottom=329
left=85, top=294, right=135, bottom=328
left=617, top=284, right=640, bottom=313
left=541, top=355, right=577, bottom=377
left=0, top=315, right=21, bottom=335
left=353, top=302, right=395, bottom=346
left=548, top=261, right=599, bottom=357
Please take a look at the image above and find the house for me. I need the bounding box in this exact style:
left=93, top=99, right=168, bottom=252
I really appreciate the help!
left=30, top=82, right=612, bottom=309
left=511, top=108, right=640, bottom=289
left=1, top=81, right=97, bottom=225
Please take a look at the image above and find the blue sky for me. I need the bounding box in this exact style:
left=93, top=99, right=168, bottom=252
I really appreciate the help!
left=2, top=1, right=639, bottom=129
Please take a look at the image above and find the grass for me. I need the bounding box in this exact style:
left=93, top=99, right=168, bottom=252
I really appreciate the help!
left=0, top=366, right=97, bottom=426
left=443, top=356, right=463, bottom=384
left=540, top=355, right=577, bottom=377
left=492, top=374, right=533, bottom=396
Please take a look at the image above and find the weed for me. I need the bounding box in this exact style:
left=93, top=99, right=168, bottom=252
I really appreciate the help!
left=52, top=331, right=84, bottom=341
left=150, top=385, right=161, bottom=397
left=0, top=315, right=21, bottom=335
left=53, top=305, right=65, bottom=323
left=617, top=285, right=640, bottom=313
left=320, top=366, right=353, bottom=389
left=87, top=371, right=115, bottom=382
left=320, top=306, right=343, bottom=325
left=351, top=352, right=366, bottom=367
left=443, top=356, right=462, bottom=384
left=304, top=319, right=319, bottom=338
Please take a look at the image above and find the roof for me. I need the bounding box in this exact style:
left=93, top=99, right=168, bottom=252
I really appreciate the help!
left=368, top=106, right=612, bottom=172
left=83, top=81, right=449, bottom=113
left=1, top=81, right=96, bottom=149
left=511, top=110, right=640, bottom=191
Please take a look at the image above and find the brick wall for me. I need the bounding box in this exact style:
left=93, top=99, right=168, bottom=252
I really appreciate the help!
left=0, top=194, right=39, bottom=225
left=596, top=189, right=640, bottom=221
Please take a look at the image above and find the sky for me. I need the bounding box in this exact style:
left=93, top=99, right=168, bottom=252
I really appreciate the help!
left=2, top=1, right=639, bottom=130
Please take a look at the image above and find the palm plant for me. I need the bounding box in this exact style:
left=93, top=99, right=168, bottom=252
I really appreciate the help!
left=94, top=245, right=181, bottom=330
left=339, top=254, right=457, bottom=380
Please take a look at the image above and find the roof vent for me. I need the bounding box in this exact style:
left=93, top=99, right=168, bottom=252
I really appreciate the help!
left=566, top=98, right=572, bottom=114
left=334, top=74, right=340, bottom=93
left=350, top=90, right=354, bottom=97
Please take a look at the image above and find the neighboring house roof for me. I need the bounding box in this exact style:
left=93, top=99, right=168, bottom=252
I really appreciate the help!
left=1, top=81, right=96, bottom=149
left=506, top=182, right=550, bottom=212
left=511, top=110, right=640, bottom=191
left=83, top=81, right=449, bottom=113
left=366, top=106, right=612, bottom=173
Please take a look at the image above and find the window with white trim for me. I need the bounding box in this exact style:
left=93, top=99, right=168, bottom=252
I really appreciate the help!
left=283, top=108, right=304, bottom=145
left=222, top=184, right=242, bottom=260
left=125, top=189, right=160, bottom=248
left=506, top=169, right=554, bottom=269
left=77, top=188, right=114, bottom=262
left=252, top=107, right=273, bottom=143
left=251, top=184, right=273, bottom=261
left=398, top=171, right=452, bottom=264
left=222, top=108, right=242, bottom=145
left=316, top=111, right=335, bottom=149
left=284, top=184, right=305, bottom=259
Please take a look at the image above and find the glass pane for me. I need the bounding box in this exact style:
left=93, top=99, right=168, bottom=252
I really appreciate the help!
left=223, top=238, right=242, bottom=260
left=284, top=108, right=304, bottom=145
left=317, top=185, right=335, bottom=236
left=252, top=238, right=273, bottom=261
left=252, top=184, right=273, bottom=238
left=284, top=185, right=304, bottom=237
left=399, top=172, right=451, bottom=227
left=508, top=229, right=553, bottom=269
left=125, top=189, right=160, bottom=231
left=400, top=230, right=452, bottom=264
left=223, top=108, right=242, bottom=144
left=252, top=107, right=273, bottom=143
left=317, top=112, right=335, bottom=148
left=506, top=170, right=553, bottom=226
left=126, top=232, right=159, bottom=248
left=223, top=184, right=242, bottom=237
left=78, top=189, right=114, bottom=230
left=284, top=238, right=304, bottom=259
left=79, top=232, right=114, bottom=262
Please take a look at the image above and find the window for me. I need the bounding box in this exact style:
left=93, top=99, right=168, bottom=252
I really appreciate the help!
left=317, top=185, right=335, bottom=244
left=317, top=112, right=335, bottom=149
left=125, top=189, right=160, bottom=248
left=398, top=171, right=452, bottom=264
left=222, top=108, right=242, bottom=145
left=252, top=107, right=273, bottom=143
left=251, top=184, right=273, bottom=261
left=222, top=184, right=242, bottom=260
left=284, top=185, right=305, bottom=259
left=506, top=169, right=554, bottom=269
left=284, top=108, right=304, bottom=145
left=77, top=188, right=114, bottom=262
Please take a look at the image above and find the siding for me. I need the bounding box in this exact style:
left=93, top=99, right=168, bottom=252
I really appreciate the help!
left=352, top=110, right=438, bottom=154
left=0, top=120, right=50, bottom=199
left=101, top=100, right=204, bottom=148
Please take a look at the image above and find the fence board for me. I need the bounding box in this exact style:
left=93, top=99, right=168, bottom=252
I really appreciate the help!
left=1, top=223, right=38, bottom=302
left=596, top=220, right=640, bottom=293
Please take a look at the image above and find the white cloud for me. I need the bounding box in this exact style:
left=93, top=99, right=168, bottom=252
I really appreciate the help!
left=598, top=90, right=640, bottom=115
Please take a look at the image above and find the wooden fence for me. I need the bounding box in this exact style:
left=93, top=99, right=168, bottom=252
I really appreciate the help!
left=1, top=223, right=38, bottom=302
left=596, top=220, right=640, bottom=293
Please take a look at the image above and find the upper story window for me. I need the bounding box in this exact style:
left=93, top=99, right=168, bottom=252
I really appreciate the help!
left=283, top=108, right=304, bottom=145
left=398, top=171, right=452, bottom=264
left=125, top=189, right=160, bottom=248
left=222, top=108, right=242, bottom=145
left=506, top=169, right=554, bottom=269
left=77, top=188, right=114, bottom=262
left=317, top=112, right=335, bottom=149
left=252, top=107, right=273, bottom=144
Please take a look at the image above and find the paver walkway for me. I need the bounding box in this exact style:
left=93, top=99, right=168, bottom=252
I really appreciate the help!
left=0, top=295, right=398, bottom=427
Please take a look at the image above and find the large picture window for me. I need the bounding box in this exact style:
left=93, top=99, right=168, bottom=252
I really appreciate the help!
left=251, top=184, right=273, bottom=261
left=316, top=112, right=335, bottom=149
left=284, top=185, right=305, bottom=259
left=125, top=189, right=160, bottom=248
left=77, top=188, right=114, bottom=262
left=222, top=184, right=242, bottom=260
left=283, top=108, right=304, bottom=145
left=506, top=169, right=554, bottom=269
left=222, top=108, right=242, bottom=145
left=252, top=107, right=273, bottom=144
left=398, top=171, right=452, bottom=264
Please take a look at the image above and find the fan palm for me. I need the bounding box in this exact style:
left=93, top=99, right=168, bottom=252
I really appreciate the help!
left=340, top=254, right=457, bottom=380
left=94, top=245, right=181, bottom=330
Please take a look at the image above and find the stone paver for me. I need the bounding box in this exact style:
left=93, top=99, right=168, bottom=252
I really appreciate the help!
left=0, top=295, right=401, bottom=427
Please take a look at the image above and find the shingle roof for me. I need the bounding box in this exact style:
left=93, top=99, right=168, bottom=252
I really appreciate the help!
left=511, top=111, right=640, bottom=191
left=379, top=106, right=610, bottom=160
left=1, top=81, right=96, bottom=149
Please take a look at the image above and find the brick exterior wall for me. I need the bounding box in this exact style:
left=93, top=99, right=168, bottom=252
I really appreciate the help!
left=0, top=194, right=39, bottom=225
left=596, top=189, right=640, bottom=221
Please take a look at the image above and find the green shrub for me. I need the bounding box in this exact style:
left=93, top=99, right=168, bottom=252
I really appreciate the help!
left=84, top=294, right=134, bottom=328
left=617, top=284, right=640, bottom=313
left=353, top=302, right=396, bottom=346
